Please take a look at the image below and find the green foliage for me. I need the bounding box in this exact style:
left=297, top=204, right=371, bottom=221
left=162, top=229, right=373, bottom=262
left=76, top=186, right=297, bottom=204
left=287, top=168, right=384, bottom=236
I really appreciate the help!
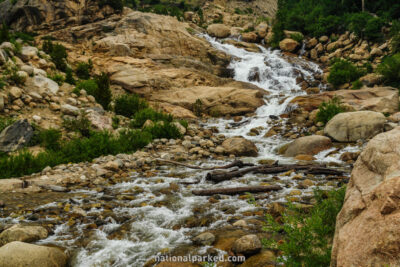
left=101, top=0, right=124, bottom=11
left=0, top=22, right=10, bottom=44
left=114, top=94, right=148, bottom=118
left=0, top=76, right=5, bottom=90
left=94, top=73, right=112, bottom=110
left=75, top=60, right=93, bottom=80
left=352, top=79, right=363, bottom=89
left=74, top=79, right=98, bottom=96
left=42, top=40, right=53, bottom=54
left=390, top=20, right=400, bottom=54
left=50, top=43, right=68, bottom=71
left=270, top=19, right=285, bottom=48
left=327, top=59, right=364, bottom=88
left=377, top=53, right=400, bottom=88
left=130, top=108, right=173, bottom=128
left=263, top=187, right=346, bottom=267
left=63, top=111, right=92, bottom=138
left=48, top=73, right=65, bottom=86
left=35, top=128, right=62, bottom=150
left=65, top=68, right=76, bottom=85
left=275, top=0, right=397, bottom=38
left=144, top=122, right=182, bottom=139
left=316, top=96, right=345, bottom=124
left=112, top=116, right=120, bottom=129
left=0, top=116, right=15, bottom=133
left=290, top=33, right=304, bottom=43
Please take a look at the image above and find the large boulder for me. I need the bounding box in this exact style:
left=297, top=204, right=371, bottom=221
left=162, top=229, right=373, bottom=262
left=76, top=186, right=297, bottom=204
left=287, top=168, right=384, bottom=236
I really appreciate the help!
left=290, top=87, right=399, bottom=114
left=232, top=234, right=262, bottom=256
left=25, top=75, right=59, bottom=95
left=279, top=38, right=299, bottom=52
left=331, top=127, right=400, bottom=267
left=284, top=135, right=332, bottom=157
left=222, top=137, right=258, bottom=157
left=0, top=119, right=34, bottom=152
left=0, top=224, right=48, bottom=246
left=207, top=24, right=231, bottom=38
left=0, top=241, right=67, bottom=267
left=0, top=0, right=117, bottom=32
left=151, top=85, right=266, bottom=117
left=324, top=111, right=386, bottom=142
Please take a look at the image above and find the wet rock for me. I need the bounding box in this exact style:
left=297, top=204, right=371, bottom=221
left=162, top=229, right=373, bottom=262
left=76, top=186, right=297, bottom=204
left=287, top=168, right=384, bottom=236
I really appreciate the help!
left=340, top=152, right=360, bottom=162
left=279, top=38, right=299, bottom=52
left=242, top=32, right=258, bottom=43
left=0, top=119, right=34, bottom=152
left=284, top=135, right=332, bottom=157
left=325, top=111, right=386, bottom=142
left=232, top=234, right=262, bottom=256
left=222, top=137, right=258, bottom=157
left=0, top=241, right=67, bottom=267
left=0, top=224, right=48, bottom=246
left=193, top=232, right=215, bottom=246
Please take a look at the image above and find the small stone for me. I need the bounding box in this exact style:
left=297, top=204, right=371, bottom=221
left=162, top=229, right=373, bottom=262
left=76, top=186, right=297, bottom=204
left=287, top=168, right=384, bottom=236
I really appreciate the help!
left=232, top=234, right=262, bottom=256
left=193, top=232, right=215, bottom=246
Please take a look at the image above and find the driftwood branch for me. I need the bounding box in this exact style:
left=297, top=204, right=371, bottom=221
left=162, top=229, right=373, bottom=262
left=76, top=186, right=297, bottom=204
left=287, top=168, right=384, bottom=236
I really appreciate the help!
left=192, top=185, right=282, bottom=196
left=155, top=159, right=253, bottom=170
left=206, top=164, right=346, bottom=183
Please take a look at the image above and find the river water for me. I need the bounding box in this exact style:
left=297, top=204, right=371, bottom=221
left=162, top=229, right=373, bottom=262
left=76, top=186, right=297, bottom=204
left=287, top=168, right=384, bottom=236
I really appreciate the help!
left=29, top=36, right=354, bottom=266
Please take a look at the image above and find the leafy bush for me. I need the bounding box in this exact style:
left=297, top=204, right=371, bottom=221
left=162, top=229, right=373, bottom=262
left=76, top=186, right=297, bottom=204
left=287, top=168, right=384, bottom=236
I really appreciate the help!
left=192, top=99, right=204, bottom=117
left=75, top=60, right=93, bottom=80
left=316, top=96, right=345, bottom=124
left=94, top=73, right=112, bottom=110
left=0, top=117, right=15, bottom=133
left=263, top=187, right=346, bottom=267
left=352, top=79, right=363, bottom=89
left=65, top=67, right=76, bottom=85
left=144, top=122, right=182, bottom=139
left=99, top=0, right=124, bottom=11
left=377, top=53, right=400, bottom=88
left=290, top=33, right=304, bottom=43
left=327, top=59, right=364, bottom=88
left=346, top=13, right=384, bottom=41
left=48, top=73, right=64, bottom=85
left=35, top=129, right=62, bottom=150
left=42, top=40, right=53, bottom=54
left=130, top=108, right=173, bottom=128
left=270, top=20, right=285, bottom=48
left=114, top=94, right=148, bottom=118
left=50, top=43, right=68, bottom=71
left=0, top=22, right=10, bottom=44
left=74, top=79, right=98, bottom=96
left=63, top=111, right=92, bottom=137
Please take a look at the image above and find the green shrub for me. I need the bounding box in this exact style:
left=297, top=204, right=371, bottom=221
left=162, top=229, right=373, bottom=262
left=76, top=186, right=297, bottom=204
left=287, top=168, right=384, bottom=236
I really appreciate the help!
left=50, top=43, right=68, bottom=71
left=36, top=129, right=62, bottom=150
left=290, top=33, right=304, bottom=43
left=0, top=22, right=10, bottom=44
left=42, top=40, right=53, bottom=54
left=94, top=73, right=112, bottom=110
left=114, top=94, right=148, bottom=118
left=316, top=96, right=345, bottom=124
left=63, top=111, right=92, bottom=137
left=352, top=79, right=363, bottom=89
left=327, top=59, right=364, bottom=88
left=130, top=108, right=173, bottom=128
left=263, top=187, right=346, bottom=267
left=75, top=60, right=93, bottom=80
left=0, top=117, right=15, bottom=133
left=48, top=73, right=64, bottom=86
left=0, top=76, right=5, bottom=90
left=270, top=20, right=285, bottom=48
left=99, top=0, right=124, bottom=11
left=390, top=20, right=400, bottom=54
left=144, top=122, right=182, bottom=139
left=377, top=53, right=400, bottom=88
left=74, top=79, right=98, bottom=96
left=65, top=68, right=76, bottom=85
left=112, top=116, right=120, bottom=129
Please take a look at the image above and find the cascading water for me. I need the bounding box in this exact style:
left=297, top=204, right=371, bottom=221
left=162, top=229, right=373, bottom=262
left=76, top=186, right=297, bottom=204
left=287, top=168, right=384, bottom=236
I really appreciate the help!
left=32, top=36, right=349, bottom=267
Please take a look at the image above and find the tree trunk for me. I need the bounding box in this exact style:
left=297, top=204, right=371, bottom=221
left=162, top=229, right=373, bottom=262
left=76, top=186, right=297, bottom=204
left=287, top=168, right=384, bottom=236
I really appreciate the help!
left=192, top=185, right=283, bottom=196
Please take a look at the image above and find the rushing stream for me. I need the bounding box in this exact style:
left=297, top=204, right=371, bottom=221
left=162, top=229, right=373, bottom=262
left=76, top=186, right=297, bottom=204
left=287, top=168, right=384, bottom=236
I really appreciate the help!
left=13, top=36, right=354, bottom=266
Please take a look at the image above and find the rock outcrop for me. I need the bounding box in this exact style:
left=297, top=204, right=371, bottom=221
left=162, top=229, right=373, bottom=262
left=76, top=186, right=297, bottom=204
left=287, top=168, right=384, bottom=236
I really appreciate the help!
left=0, top=119, right=34, bottom=152
left=0, top=241, right=67, bottom=267
left=324, top=111, right=386, bottom=142
left=0, top=0, right=117, bottom=32
left=291, top=87, right=399, bottom=114
left=331, top=127, right=400, bottom=267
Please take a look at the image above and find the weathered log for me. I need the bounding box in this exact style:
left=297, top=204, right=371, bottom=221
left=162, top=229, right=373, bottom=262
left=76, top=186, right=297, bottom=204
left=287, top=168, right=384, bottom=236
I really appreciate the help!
left=192, top=185, right=282, bottom=196
left=206, top=164, right=346, bottom=183
left=155, top=159, right=253, bottom=170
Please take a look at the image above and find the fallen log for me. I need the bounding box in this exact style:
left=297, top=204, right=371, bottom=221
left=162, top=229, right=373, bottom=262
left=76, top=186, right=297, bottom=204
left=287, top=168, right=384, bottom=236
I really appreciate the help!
left=192, top=185, right=282, bottom=196
left=155, top=159, right=253, bottom=170
left=206, top=164, right=346, bottom=183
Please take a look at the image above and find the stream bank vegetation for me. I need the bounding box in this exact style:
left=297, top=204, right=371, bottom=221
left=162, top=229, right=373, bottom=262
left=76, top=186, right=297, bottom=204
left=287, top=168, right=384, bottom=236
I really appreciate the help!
left=316, top=96, right=345, bottom=124
left=263, top=187, right=346, bottom=267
